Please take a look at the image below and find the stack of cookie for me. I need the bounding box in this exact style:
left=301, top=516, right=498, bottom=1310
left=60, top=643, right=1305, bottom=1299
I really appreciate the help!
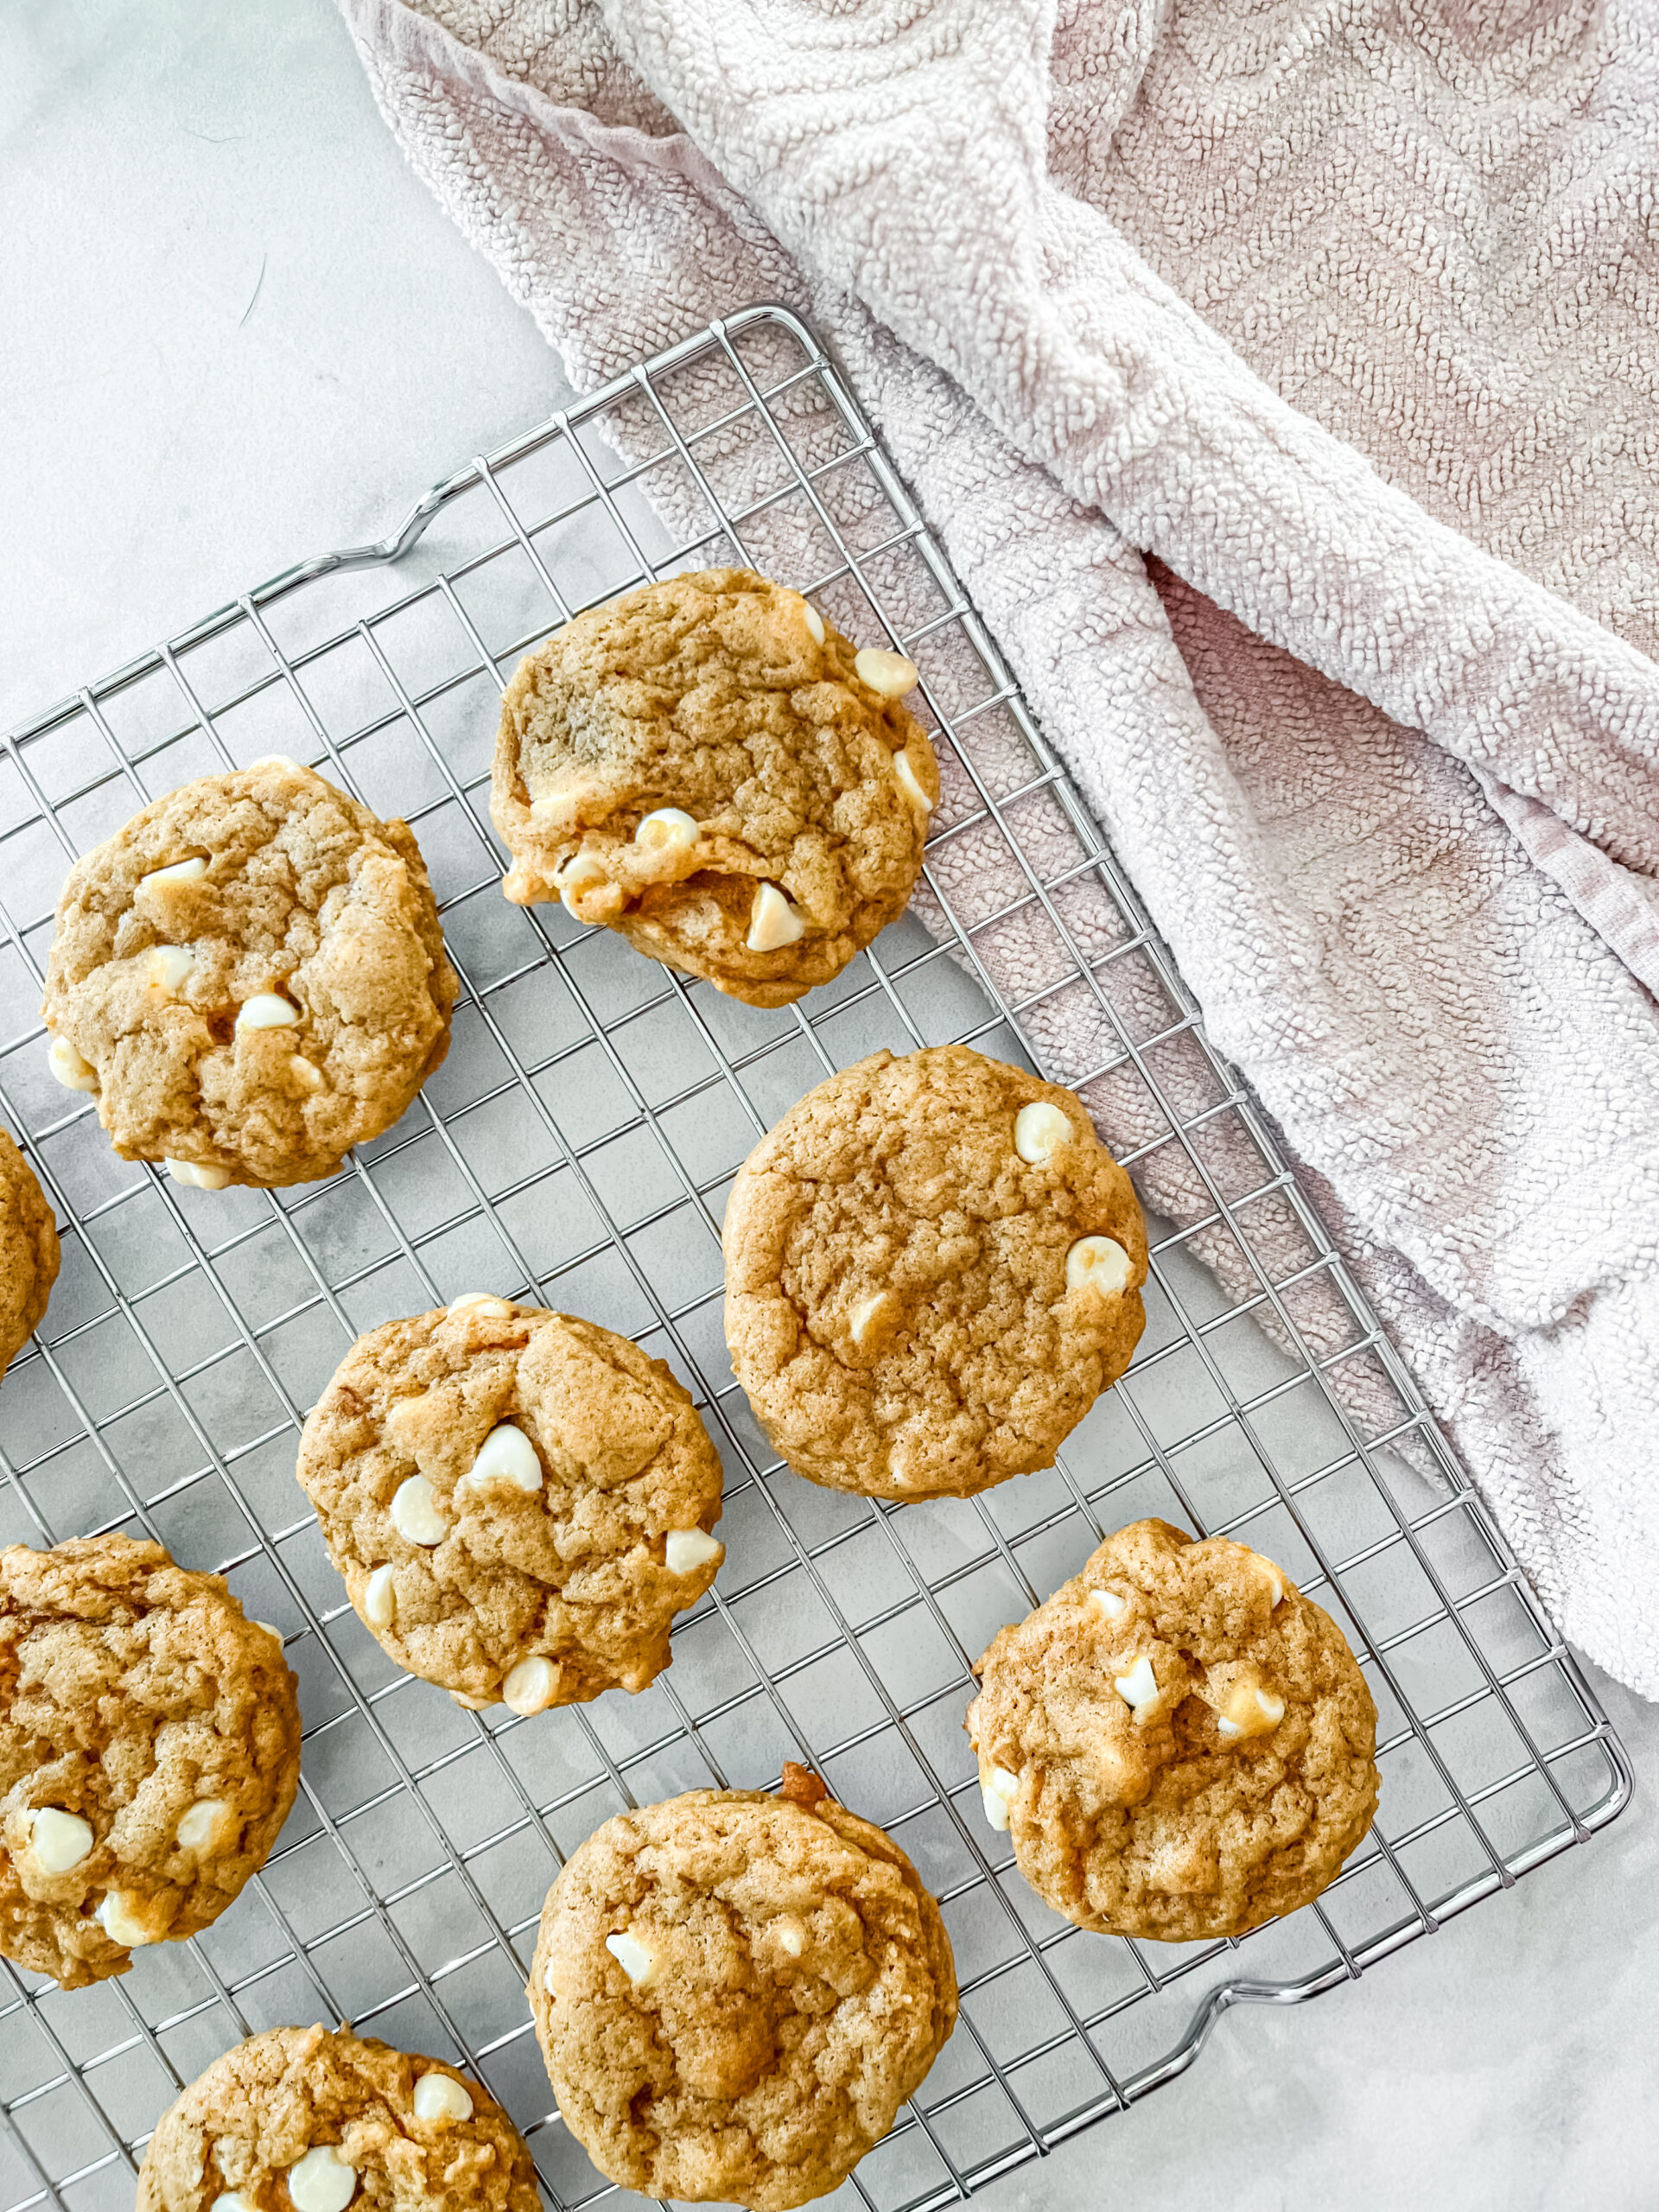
left=0, top=569, right=1379, bottom=2209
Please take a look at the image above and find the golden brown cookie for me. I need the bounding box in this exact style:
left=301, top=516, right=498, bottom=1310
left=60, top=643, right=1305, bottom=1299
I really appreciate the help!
left=490, top=568, right=938, bottom=1007
left=529, top=1771, right=957, bottom=2209
left=0, top=1127, right=59, bottom=1383
left=41, top=760, right=457, bottom=1187
left=296, top=1296, right=725, bottom=1712
left=0, top=1535, right=302, bottom=1987
left=966, top=1518, right=1380, bottom=1940
left=722, top=1046, right=1147, bottom=1497
left=136, top=2024, right=539, bottom=2212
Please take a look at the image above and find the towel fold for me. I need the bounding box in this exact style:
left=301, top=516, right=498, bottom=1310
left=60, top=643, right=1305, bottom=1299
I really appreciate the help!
left=339, top=0, right=1659, bottom=1695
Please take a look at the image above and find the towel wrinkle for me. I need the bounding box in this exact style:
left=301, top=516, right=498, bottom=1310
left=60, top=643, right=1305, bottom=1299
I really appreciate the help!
left=338, top=0, right=1659, bottom=1694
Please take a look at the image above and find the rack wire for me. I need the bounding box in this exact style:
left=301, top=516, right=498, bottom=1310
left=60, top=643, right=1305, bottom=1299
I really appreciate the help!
left=0, top=305, right=1630, bottom=2212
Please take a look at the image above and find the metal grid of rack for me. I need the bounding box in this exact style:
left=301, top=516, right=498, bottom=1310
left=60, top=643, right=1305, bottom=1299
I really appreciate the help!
left=0, top=306, right=1629, bottom=2212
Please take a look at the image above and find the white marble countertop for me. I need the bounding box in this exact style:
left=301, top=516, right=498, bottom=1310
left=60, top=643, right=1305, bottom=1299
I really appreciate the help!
left=4, top=5, right=1656, bottom=2206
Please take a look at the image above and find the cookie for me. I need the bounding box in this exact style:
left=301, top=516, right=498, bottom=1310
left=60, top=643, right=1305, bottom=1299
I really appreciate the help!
left=722, top=1046, right=1147, bottom=1497
left=966, top=1518, right=1380, bottom=1940
left=0, top=1127, right=59, bottom=1383
left=491, top=568, right=938, bottom=1007
left=0, top=1535, right=302, bottom=1987
left=41, top=759, right=457, bottom=1187
left=137, top=2024, right=540, bottom=2212
left=529, top=1768, right=957, bottom=2209
left=296, top=1297, right=725, bottom=1711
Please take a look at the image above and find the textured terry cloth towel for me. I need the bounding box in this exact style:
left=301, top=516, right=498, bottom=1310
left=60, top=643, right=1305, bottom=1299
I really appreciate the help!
left=338, top=0, right=1659, bottom=1697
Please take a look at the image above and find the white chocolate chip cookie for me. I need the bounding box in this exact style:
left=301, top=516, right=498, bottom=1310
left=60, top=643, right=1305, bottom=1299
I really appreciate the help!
left=295, top=1300, right=725, bottom=1707
left=966, top=1518, right=1379, bottom=1939
left=136, top=2026, right=537, bottom=2212
left=722, top=1046, right=1147, bottom=1497
left=529, top=1770, right=957, bottom=2209
left=0, top=1535, right=301, bottom=1988
left=490, top=568, right=938, bottom=1007
left=0, top=1127, right=58, bottom=1384
left=41, top=760, right=457, bottom=1187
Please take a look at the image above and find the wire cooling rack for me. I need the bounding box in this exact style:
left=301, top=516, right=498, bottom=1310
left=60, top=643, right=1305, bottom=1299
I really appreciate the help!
left=0, top=306, right=1630, bottom=2212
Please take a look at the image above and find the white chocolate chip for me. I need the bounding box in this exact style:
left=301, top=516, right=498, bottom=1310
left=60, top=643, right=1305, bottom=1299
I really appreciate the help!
left=212, top=2193, right=256, bottom=2212
left=165, top=1159, right=232, bottom=1190
left=848, top=1292, right=890, bottom=1347
left=632, top=807, right=699, bottom=855
left=450, top=1689, right=498, bottom=1711
left=746, top=881, right=806, bottom=951
left=48, top=1035, right=99, bottom=1093
left=249, top=755, right=301, bottom=772
left=460, top=1424, right=543, bottom=1495
left=664, top=1528, right=722, bottom=1575
left=606, top=1929, right=658, bottom=1986
left=29, top=1808, right=93, bottom=1873
left=801, top=602, right=825, bottom=645
left=448, top=1292, right=513, bottom=1319
left=854, top=646, right=919, bottom=699
left=95, top=1890, right=159, bottom=1948
left=176, top=1800, right=232, bottom=1854
left=1089, top=1588, right=1128, bottom=1621
left=411, top=2072, right=474, bottom=2124
left=290, top=1055, right=325, bottom=1090
left=1065, top=1235, right=1133, bottom=1296
left=147, top=945, right=196, bottom=994
left=139, top=856, right=208, bottom=890
left=1014, top=1101, right=1072, bottom=1165
left=1113, top=1656, right=1160, bottom=1721
left=775, top=1914, right=806, bottom=1957
left=1216, top=1675, right=1287, bottom=1743
left=981, top=1764, right=1020, bottom=1833
left=893, top=748, right=933, bottom=812
left=503, top=1656, right=557, bottom=1716
left=364, top=1564, right=397, bottom=1630
left=390, top=1475, right=448, bottom=1547
left=235, top=992, right=302, bottom=1032
left=286, top=2146, right=356, bottom=2212
left=1259, top=1560, right=1287, bottom=1606
left=556, top=852, right=611, bottom=906
left=255, top=1621, right=282, bottom=1644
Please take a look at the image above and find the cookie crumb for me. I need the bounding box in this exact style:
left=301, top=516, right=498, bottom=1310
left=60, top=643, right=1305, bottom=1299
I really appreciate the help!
left=779, top=1761, right=830, bottom=1809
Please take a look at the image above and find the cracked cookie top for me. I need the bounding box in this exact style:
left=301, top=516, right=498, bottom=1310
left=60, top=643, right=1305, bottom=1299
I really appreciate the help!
left=529, top=1777, right=957, bottom=2209
left=0, top=1535, right=302, bottom=1988
left=137, top=2025, right=540, bottom=2212
left=722, top=1046, right=1147, bottom=1497
left=966, top=1518, right=1380, bottom=1940
left=0, top=1127, right=58, bottom=1382
left=296, top=1298, right=725, bottom=1712
left=41, top=760, right=456, bottom=1187
left=490, top=568, right=938, bottom=1007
